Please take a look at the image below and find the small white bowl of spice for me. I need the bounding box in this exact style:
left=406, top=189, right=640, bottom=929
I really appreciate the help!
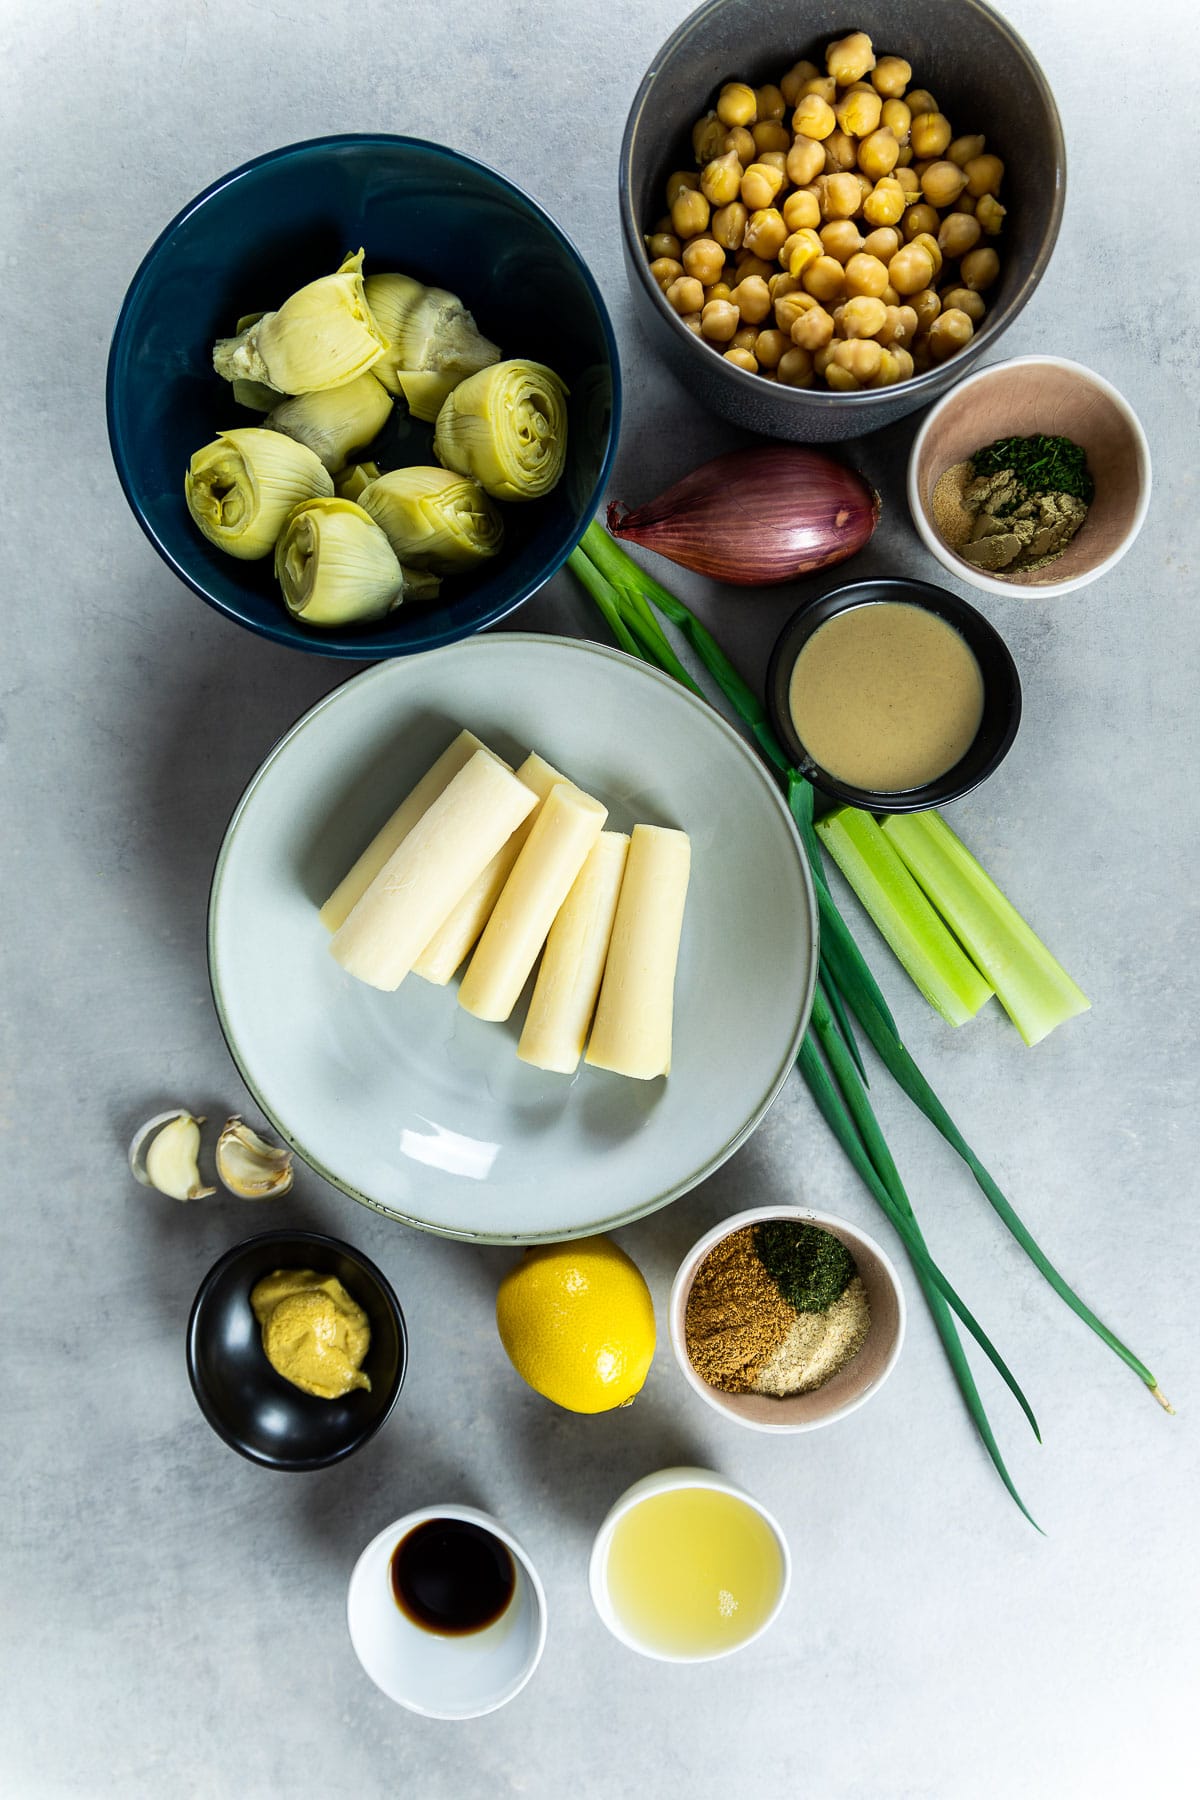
left=669, top=1206, right=905, bottom=1433
left=908, top=355, right=1151, bottom=600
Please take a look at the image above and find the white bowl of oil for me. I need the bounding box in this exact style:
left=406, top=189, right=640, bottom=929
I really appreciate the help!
left=588, top=1467, right=790, bottom=1663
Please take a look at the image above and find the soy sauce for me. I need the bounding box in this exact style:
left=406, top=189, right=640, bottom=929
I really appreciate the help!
left=390, top=1518, right=515, bottom=1636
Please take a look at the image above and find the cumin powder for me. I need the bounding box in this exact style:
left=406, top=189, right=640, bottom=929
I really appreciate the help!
left=684, top=1226, right=795, bottom=1393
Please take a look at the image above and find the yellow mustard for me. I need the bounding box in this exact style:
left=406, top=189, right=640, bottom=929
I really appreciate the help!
left=249, top=1269, right=372, bottom=1400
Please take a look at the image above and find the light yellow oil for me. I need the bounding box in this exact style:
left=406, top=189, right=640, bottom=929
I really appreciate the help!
left=605, top=1487, right=785, bottom=1657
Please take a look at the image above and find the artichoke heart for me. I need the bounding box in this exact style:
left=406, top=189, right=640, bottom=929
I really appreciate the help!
left=358, top=467, right=504, bottom=572
left=365, top=272, right=500, bottom=420
left=335, top=460, right=383, bottom=501
left=185, top=428, right=334, bottom=560
left=266, top=372, right=393, bottom=474
left=275, top=497, right=439, bottom=628
left=433, top=360, right=569, bottom=502
left=213, top=250, right=387, bottom=395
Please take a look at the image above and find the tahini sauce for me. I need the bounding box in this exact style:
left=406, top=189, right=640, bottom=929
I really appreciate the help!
left=788, top=602, right=984, bottom=792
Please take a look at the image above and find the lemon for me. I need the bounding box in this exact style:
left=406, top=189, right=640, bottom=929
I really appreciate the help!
left=496, top=1235, right=656, bottom=1413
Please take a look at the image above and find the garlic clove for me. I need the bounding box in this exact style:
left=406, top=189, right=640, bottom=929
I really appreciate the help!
left=129, top=1110, right=216, bottom=1202
left=215, top=1116, right=294, bottom=1199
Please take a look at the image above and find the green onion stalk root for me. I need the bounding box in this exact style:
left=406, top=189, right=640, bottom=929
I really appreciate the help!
left=566, top=523, right=1171, bottom=1518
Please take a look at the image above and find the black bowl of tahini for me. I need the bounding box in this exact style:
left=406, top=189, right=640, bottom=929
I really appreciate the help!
left=766, top=577, right=1022, bottom=815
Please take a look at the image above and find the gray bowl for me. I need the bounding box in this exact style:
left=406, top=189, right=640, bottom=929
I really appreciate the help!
left=619, top=0, right=1065, bottom=441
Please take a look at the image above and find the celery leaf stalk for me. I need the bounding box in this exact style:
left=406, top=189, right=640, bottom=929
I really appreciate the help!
left=882, top=811, right=1091, bottom=1048
left=816, top=806, right=995, bottom=1026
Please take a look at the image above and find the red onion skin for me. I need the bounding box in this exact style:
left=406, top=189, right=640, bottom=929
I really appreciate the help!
left=607, top=446, right=880, bottom=586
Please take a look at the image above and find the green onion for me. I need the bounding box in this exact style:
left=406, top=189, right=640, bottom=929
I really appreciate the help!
left=881, top=811, right=1091, bottom=1048
left=816, top=806, right=995, bottom=1027
left=566, top=526, right=1171, bottom=1423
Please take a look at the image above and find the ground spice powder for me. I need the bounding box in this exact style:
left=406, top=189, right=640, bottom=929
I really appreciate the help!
left=684, top=1227, right=795, bottom=1393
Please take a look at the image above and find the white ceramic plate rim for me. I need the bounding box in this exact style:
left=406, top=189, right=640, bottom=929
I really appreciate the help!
left=906, top=354, right=1153, bottom=599
left=666, top=1204, right=907, bottom=1434
left=587, top=1464, right=792, bottom=1663
left=207, top=633, right=819, bottom=1243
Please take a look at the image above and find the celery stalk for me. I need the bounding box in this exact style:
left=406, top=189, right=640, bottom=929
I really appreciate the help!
left=816, top=807, right=995, bottom=1027
left=882, top=812, right=1090, bottom=1047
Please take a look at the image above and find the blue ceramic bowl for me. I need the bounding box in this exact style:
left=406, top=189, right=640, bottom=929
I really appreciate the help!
left=107, top=135, right=620, bottom=658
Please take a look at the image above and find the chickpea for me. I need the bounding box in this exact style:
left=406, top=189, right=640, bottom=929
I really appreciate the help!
left=821, top=171, right=863, bottom=219
left=813, top=342, right=837, bottom=376
left=774, top=288, right=810, bottom=333
left=961, top=246, right=1000, bottom=291
left=786, top=136, right=826, bottom=186
left=836, top=86, right=882, bottom=136
left=940, top=286, right=986, bottom=323
left=855, top=172, right=874, bottom=205
left=666, top=170, right=700, bottom=205
left=798, top=74, right=837, bottom=103
left=895, top=166, right=922, bottom=197
left=783, top=189, right=821, bottom=231
left=841, top=295, right=888, bottom=339
left=646, top=231, right=681, bottom=260
left=844, top=251, right=890, bottom=297
left=976, top=194, right=1006, bottom=235
left=680, top=313, right=703, bottom=335
left=910, top=111, right=952, bottom=159
left=825, top=362, right=858, bottom=390
left=826, top=30, right=876, bottom=86
left=780, top=60, right=820, bottom=105
left=768, top=271, right=800, bottom=300
left=732, top=325, right=759, bottom=351
left=734, top=250, right=775, bottom=281
left=888, top=241, right=935, bottom=295
left=752, top=120, right=792, bottom=157
left=938, top=212, right=981, bottom=259
left=880, top=283, right=900, bottom=306
left=700, top=151, right=743, bottom=206
left=912, top=231, right=943, bottom=277
left=891, top=346, right=915, bottom=380
left=740, top=161, right=782, bottom=210
left=823, top=130, right=860, bottom=173
left=904, top=88, right=936, bottom=116
left=928, top=307, right=974, bottom=360
left=700, top=298, right=741, bottom=342
left=903, top=203, right=940, bottom=241
left=858, top=128, right=900, bottom=179
left=717, top=81, right=758, bottom=127
left=911, top=337, right=933, bottom=374
left=758, top=149, right=789, bottom=181
left=881, top=98, right=911, bottom=144
left=922, top=160, right=968, bottom=208
left=793, top=94, right=836, bottom=139
left=863, top=176, right=906, bottom=226
left=711, top=202, right=748, bottom=252
left=873, top=348, right=904, bottom=386
left=910, top=287, right=941, bottom=331
left=671, top=188, right=711, bottom=239
left=692, top=113, right=727, bottom=164
left=832, top=337, right=883, bottom=380
left=782, top=227, right=823, bottom=277
left=731, top=274, right=772, bottom=324
left=965, top=153, right=1005, bottom=197
left=777, top=345, right=814, bottom=387
left=755, top=327, right=789, bottom=368
left=871, top=55, right=911, bottom=97
left=862, top=225, right=901, bottom=262
left=948, top=133, right=986, bottom=168
left=755, top=83, right=786, bottom=121
left=802, top=254, right=846, bottom=301
left=648, top=256, right=683, bottom=289
left=723, top=125, right=757, bottom=165
left=724, top=345, right=758, bottom=372
left=665, top=275, right=704, bottom=315
left=885, top=303, right=919, bottom=346
left=791, top=302, right=834, bottom=350
left=705, top=281, right=733, bottom=304
left=820, top=219, right=864, bottom=264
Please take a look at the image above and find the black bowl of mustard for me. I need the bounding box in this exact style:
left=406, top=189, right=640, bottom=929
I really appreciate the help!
left=186, top=1229, right=407, bottom=1471
left=766, top=577, right=1022, bottom=815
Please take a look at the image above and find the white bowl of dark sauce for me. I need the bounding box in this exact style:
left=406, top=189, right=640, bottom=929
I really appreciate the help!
left=766, top=578, right=1022, bottom=813
left=347, top=1505, right=547, bottom=1718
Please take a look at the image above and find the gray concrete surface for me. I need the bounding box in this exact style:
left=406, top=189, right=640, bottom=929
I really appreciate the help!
left=3, top=1, right=1197, bottom=1795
